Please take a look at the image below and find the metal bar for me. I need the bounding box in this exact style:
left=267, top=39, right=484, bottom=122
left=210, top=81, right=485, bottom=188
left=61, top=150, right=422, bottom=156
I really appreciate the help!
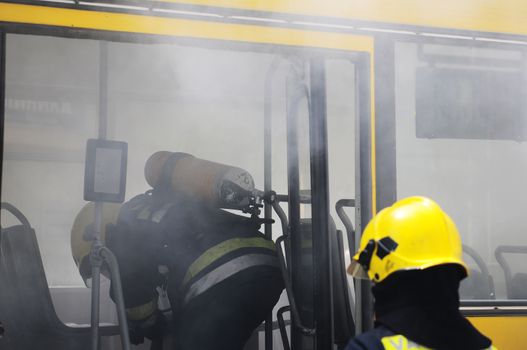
left=461, top=300, right=527, bottom=307
left=286, top=86, right=302, bottom=272
left=0, top=202, right=31, bottom=228
left=335, top=230, right=356, bottom=333
left=98, top=41, right=108, bottom=139
left=264, top=57, right=283, bottom=350
left=276, top=193, right=311, bottom=204
left=308, top=56, right=332, bottom=350
left=90, top=40, right=110, bottom=350
left=90, top=263, right=101, bottom=350
left=277, top=306, right=291, bottom=350
left=272, top=201, right=289, bottom=240
left=264, top=58, right=283, bottom=240
left=275, top=236, right=315, bottom=336
left=335, top=199, right=356, bottom=255
left=99, top=247, right=131, bottom=350
left=495, top=245, right=527, bottom=254
left=271, top=195, right=317, bottom=340
left=275, top=235, right=301, bottom=324
left=373, top=38, right=397, bottom=212
left=255, top=319, right=292, bottom=332
left=356, top=53, right=374, bottom=332
left=285, top=67, right=310, bottom=349
left=0, top=31, right=5, bottom=201
left=335, top=199, right=359, bottom=336
left=462, top=308, right=527, bottom=317
left=90, top=201, right=103, bottom=350
left=269, top=196, right=292, bottom=271
left=93, top=202, right=103, bottom=243
left=351, top=58, right=363, bottom=335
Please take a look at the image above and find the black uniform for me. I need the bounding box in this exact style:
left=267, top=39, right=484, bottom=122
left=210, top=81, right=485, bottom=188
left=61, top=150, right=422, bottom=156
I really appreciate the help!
left=345, top=265, right=495, bottom=350
left=107, top=192, right=284, bottom=350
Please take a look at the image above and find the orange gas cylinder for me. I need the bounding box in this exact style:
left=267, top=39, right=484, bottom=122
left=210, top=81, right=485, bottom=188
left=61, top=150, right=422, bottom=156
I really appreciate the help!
left=144, top=151, right=255, bottom=209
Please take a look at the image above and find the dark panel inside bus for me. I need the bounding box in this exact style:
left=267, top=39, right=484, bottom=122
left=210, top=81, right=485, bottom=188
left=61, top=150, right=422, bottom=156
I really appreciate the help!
left=416, top=66, right=526, bottom=141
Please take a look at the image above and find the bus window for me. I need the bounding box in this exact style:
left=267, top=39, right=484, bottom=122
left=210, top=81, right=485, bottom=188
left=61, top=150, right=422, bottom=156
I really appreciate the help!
left=1, top=33, right=298, bottom=328
left=3, top=34, right=100, bottom=285
left=394, top=41, right=527, bottom=301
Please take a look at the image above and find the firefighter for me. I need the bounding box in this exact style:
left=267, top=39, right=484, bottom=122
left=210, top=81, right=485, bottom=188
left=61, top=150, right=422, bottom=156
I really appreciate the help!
left=71, top=152, right=284, bottom=350
left=345, top=196, right=496, bottom=350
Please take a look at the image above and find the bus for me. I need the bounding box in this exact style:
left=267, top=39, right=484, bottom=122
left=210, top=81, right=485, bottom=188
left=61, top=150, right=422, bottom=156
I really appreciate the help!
left=1, top=1, right=526, bottom=349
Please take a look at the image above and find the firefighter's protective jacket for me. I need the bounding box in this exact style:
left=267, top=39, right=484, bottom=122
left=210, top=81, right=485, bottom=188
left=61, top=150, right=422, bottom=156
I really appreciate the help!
left=106, top=192, right=279, bottom=321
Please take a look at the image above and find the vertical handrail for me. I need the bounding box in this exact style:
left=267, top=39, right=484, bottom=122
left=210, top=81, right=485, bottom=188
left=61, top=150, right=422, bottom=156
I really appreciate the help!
left=90, top=40, right=108, bottom=350
left=354, top=53, right=375, bottom=333
left=89, top=41, right=131, bottom=350
left=277, top=306, right=291, bottom=350
left=98, top=41, right=108, bottom=139
left=264, top=57, right=285, bottom=350
left=0, top=31, right=5, bottom=202
left=267, top=192, right=315, bottom=341
left=90, top=240, right=102, bottom=350
left=99, top=247, right=131, bottom=349
left=286, top=67, right=312, bottom=349
left=275, top=235, right=315, bottom=336
left=308, top=56, right=332, bottom=350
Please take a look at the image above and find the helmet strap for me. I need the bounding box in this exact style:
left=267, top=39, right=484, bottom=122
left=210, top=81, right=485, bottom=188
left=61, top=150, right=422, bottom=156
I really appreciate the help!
left=358, top=239, right=376, bottom=271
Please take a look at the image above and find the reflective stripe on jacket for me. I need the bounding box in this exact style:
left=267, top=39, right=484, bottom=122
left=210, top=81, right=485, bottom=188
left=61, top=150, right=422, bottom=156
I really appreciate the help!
left=182, top=237, right=275, bottom=284
left=116, top=193, right=279, bottom=310
left=183, top=251, right=278, bottom=304
left=345, top=326, right=498, bottom=350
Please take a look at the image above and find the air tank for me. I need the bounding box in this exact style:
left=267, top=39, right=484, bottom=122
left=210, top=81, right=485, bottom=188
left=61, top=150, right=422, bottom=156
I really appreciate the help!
left=144, top=151, right=255, bottom=210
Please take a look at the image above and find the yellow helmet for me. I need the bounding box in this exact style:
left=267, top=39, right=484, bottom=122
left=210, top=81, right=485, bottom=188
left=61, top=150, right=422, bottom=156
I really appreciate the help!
left=71, top=202, right=121, bottom=283
left=347, top=196, right=468, bottom=283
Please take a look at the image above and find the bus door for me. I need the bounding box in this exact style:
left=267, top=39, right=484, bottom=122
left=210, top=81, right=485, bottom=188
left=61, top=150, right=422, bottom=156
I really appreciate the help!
left=263, top=49, right=374, bottom=350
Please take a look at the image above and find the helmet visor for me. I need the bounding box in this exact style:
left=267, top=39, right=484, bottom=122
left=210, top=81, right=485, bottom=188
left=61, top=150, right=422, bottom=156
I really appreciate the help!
left=346, top=259, right=369, bottom=279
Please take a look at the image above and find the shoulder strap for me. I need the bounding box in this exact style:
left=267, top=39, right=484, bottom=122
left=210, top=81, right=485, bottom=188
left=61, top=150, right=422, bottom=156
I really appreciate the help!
left=118, top=193, right=153, bottom=224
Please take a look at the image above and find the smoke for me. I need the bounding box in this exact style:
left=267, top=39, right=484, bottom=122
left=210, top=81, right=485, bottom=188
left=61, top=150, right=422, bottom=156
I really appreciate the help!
left=2, top=6, right=527, bottom=349
left=1, top=27, right=361, bottom=343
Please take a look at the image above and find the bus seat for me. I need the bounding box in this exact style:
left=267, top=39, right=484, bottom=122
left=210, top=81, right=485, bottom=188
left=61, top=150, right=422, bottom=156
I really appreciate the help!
left=0, top=203, right=118, bottom=350
left=494, top=245, right=527, bottom=299
left=510, top=273, right=527, bottom=299
left=331, top=229, right=355, bottom=347
left=298, top=218, right=355, bottom=348
left=459, top=245, right=495, bottom=299
left=459, top=270, right=494, bottom=299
